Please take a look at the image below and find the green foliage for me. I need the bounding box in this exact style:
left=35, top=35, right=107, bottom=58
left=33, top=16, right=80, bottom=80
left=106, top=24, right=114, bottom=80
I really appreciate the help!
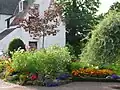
left=97, top=1, right=120, bottom=22
left=96, top=13, right=105, bottom=24
left=56, top=0, right=100, bottom=57
left=81, top=11, right=120, bottom=66
left=11, top=50, right=35, bottom=72
left=0, top=61, right=5, bottom=73
left=109, top=1, right=120, bottom=12
left=66, top=44, right=77, bottom=59
left=11, top=46, right=71, bottom=78
left=110, top=63, right=120, bottom=75
left=70, top=62, right=88, bottom=70
left=8, top=38, right=26, bottom=57
left=98, top=62, right=120, bottom=75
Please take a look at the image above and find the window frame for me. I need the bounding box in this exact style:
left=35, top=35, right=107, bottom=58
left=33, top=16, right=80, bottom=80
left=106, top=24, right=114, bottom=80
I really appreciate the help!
left=19, top=0, right=24, bottom=12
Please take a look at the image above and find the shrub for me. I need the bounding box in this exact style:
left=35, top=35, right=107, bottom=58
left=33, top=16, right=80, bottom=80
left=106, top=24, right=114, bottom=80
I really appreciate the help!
left=66, top=44, right=80, bottom=61
left=81, top=11, right=120, bottom=66
left=11, top=50, right=36, bottom=73
left=37, top=46, right=71, bottom=78
left=101, top=62, right=120, bottom=75
left=0, top=61, right=5, bottom=73
left=11, top=46, right=71, bottom=78
left=70, top=62, right=88, bottom=70
left=8, top=38, right=26, bottom=57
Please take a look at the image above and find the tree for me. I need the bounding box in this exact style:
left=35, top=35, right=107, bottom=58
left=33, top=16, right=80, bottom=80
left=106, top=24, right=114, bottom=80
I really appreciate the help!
left=81, top=11, right=120, bottom=66
left=95, top=1, right=120, bottom=26
left=109, top=1, right=120, bottom=12
left=20, top=2, right=62, bottom=48
left=99, top=1, right=120, bottom=20
left=56, top=0, right=100, bottom=56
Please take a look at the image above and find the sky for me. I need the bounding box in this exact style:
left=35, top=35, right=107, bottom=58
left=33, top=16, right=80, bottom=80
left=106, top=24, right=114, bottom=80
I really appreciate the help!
left=97, top=0, right=119, bottom=14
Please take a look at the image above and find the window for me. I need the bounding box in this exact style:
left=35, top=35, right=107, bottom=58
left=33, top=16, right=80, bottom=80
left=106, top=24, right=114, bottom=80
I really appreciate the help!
left=29, top=41, right=37, bottom=50
left=19, top=0, right=24, bottom=12
left=34, top=4, right=39, bottom=9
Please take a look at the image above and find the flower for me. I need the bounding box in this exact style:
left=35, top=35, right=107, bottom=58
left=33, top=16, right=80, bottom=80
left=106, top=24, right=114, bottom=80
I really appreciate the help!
left=111, top=74, right=120, bottom=79
left=30, top=74, right=38, bottom=80
left=56, top=73, right=70, bottom=80
left=47, top=83, right=59, bottom=87
left=72, top=68, right=114, bottom=77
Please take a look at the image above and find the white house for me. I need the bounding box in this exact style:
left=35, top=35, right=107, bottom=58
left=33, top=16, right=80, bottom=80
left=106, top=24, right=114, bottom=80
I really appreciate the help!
left=0, top=0, right=66, bottom=51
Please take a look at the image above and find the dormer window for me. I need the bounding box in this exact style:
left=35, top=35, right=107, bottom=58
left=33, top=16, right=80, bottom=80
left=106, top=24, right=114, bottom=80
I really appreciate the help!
left=19, top=0, right=24, bottom=12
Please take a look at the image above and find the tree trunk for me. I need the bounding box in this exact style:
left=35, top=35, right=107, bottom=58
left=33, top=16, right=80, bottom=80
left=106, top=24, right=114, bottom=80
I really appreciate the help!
left=42, top=29, right=45, bottom=48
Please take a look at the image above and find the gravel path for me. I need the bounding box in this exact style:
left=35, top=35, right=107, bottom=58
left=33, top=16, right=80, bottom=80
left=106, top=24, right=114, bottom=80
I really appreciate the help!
left=0, top=80, right=119, bottom=90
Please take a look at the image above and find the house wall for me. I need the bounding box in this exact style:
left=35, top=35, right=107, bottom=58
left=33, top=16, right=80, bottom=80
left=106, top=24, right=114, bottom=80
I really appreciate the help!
left=34, top=0, right=51, bottom=16
left=21, top=0, right=66, bottom=49
left=41, top=22, right=66, bottom=48
left=0, top=15, right=11, bottom=33
left=33, top=0, right=66, bottom=48
left=20, top=21, right=66, bottom=49
left=0, top=0, right=66, bottom=52
left=20, top=0, right=66, bottom=49
left=0, top=27, right=22, bottom=51
left=20, top=27, right=40, bottom=49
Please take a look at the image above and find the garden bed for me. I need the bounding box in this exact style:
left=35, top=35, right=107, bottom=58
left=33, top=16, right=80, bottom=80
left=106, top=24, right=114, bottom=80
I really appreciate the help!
left=71, top=67, right=120, bottom=82
left=72, top=77, right=120, bottom=82
left=0, top=46, right=73, bottom=87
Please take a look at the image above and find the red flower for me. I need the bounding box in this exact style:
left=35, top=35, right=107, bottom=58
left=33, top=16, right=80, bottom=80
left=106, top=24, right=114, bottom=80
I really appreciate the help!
left=30, top=74, right=38, bottom=80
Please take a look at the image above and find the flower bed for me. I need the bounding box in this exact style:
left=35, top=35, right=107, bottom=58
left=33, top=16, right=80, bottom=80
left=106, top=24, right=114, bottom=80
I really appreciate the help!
left=0, top=61, right=72, bottom=87
left=0, top=46, right=72, bottom=87
left=72, top=68, right=114, bottom=78
left=71, top=68, right=120, bottom=82
left=72, top=77, right=120, bottom=82
left=1, top=46, right=120, bottom=86
left=1, top=59, right=120, bottom=86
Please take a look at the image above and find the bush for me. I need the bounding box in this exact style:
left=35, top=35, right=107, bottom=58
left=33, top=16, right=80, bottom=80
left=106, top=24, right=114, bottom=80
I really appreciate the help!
left=81, top=11, right=120, bottom=66
left=70, top=62, right=88, bottom=70
left=8, top=38, right=26, bottom=57
left=11, top=46, right=71, bottom=78
left=66, top=44, right=78, bottom=60
left=0, top=61, right=5, bottom=73
left=101, top=62, right=120, bottom=75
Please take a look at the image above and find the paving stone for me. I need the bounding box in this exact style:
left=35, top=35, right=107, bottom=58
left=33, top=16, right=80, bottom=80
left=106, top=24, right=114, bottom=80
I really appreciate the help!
left=0, top=79, right=119, bottom=90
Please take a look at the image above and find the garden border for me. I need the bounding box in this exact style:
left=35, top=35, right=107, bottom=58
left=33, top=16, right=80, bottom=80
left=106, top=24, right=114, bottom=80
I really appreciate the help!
left=72, top=77, right=120, bottom=82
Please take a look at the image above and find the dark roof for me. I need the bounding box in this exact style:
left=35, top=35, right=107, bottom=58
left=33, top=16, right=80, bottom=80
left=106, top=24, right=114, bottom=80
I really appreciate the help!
left=0, top=0, right=20, bottom=15
left=0, top=27, right=17, bottom=40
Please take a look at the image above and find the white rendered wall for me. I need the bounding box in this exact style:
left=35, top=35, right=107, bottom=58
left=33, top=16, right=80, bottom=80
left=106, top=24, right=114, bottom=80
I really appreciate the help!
left=0, top=27, right=22, bottom=51
left=22, top=0, right=66, bottom=49
left=0, top=0, right=66, bottom=51
left=39, top=22, right=66, bottom=48
left=21, top=0, right=66, bottom=49
left=34, top=0, right=66, bottom=48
